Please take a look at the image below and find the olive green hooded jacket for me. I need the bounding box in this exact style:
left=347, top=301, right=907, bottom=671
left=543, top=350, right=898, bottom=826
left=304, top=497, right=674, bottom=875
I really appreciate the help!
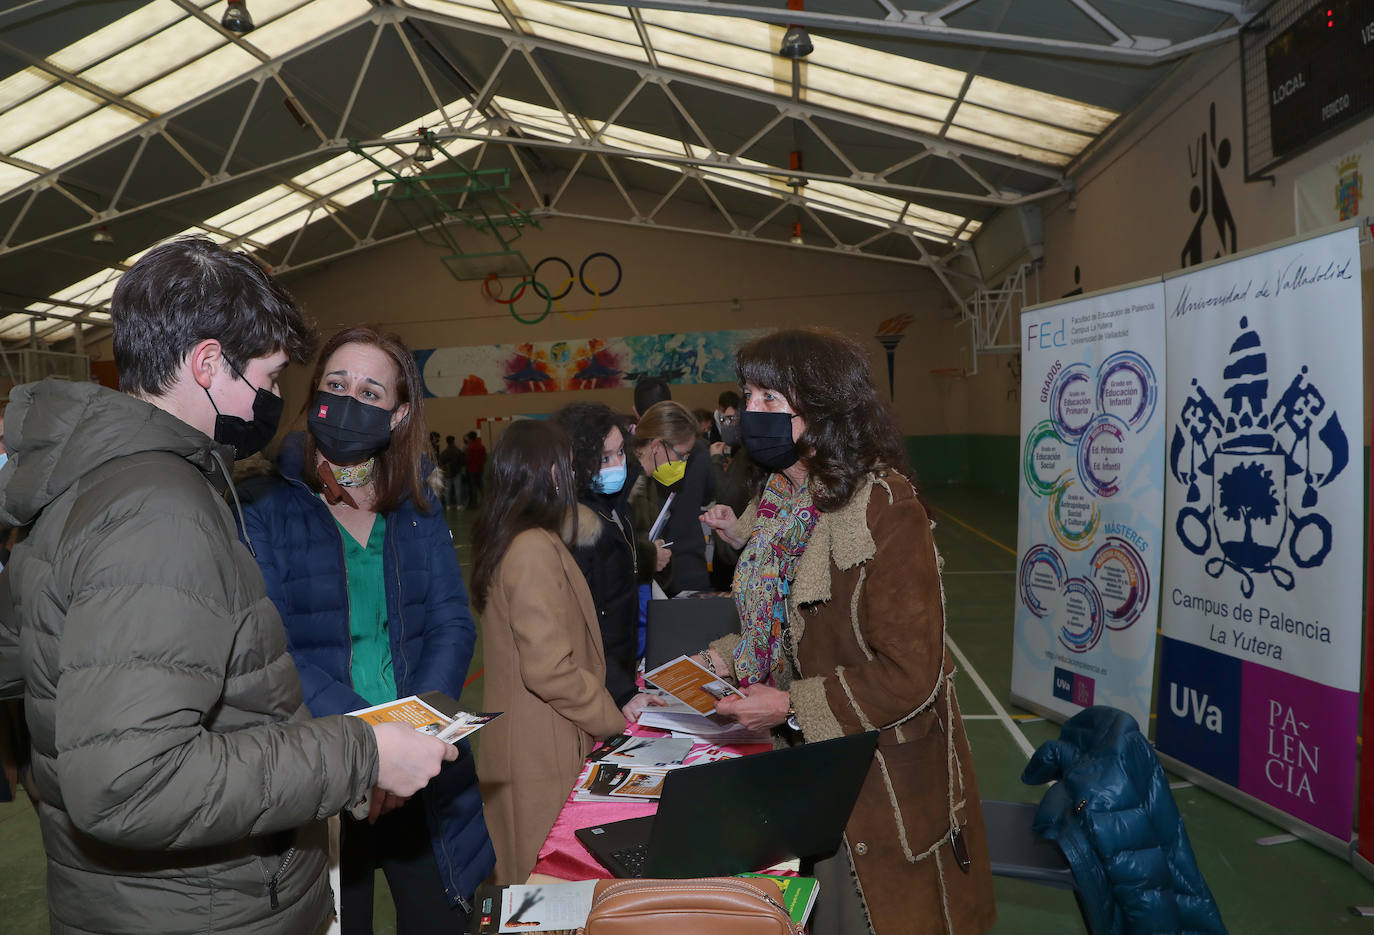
left=0, top=379, right=378, bottom=934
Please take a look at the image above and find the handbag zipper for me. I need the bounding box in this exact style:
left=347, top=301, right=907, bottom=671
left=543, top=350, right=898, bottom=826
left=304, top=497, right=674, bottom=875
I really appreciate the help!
left=588, top=878, right=800, bottom=931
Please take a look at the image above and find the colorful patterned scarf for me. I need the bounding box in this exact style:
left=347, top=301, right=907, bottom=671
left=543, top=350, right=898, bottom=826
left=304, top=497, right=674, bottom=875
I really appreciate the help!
left=731, top=473, right=820, bottom=686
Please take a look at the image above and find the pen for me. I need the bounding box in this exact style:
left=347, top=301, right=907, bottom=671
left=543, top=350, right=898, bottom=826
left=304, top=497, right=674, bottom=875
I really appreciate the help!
left=660, top=540, right=675, bottom=548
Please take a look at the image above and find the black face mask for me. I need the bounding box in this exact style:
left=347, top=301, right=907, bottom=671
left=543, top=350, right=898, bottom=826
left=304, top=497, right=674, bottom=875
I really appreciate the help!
left=204, top=366, right=283, bottom=461
left=307, top=390, right=395, bottom=465
left=740, top=410, right=800, bottom=471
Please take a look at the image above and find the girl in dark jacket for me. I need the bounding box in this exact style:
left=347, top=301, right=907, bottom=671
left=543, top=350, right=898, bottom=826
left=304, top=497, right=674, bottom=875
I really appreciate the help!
left=239, top=325, right=494, bottom=934
left=553, top=402, right=664, bottom=721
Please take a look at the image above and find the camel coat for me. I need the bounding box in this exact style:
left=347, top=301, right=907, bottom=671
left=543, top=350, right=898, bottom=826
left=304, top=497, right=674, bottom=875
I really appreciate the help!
left=478, top=527, right=626, bottom=883
left=715, top=470, right=995, bottom=935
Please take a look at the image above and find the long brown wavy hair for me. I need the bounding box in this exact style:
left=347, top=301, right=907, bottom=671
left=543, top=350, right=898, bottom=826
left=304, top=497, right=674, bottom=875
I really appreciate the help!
left=299, top=325, right=430, bottom=514
left=737, top=327, right=908, bottom=512
left=470, top=420, right=579, bottom=611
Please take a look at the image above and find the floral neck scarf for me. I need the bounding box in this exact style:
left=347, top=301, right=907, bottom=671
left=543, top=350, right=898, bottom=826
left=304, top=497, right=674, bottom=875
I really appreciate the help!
left=731, top=473, right=820, bottom=686
left=332, top=457, right=375, bottom=488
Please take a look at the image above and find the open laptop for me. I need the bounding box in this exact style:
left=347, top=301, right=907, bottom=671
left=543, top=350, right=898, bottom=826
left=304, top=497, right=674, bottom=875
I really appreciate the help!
left=574, top=731, right=878, bottom=879
left=643, top=596, right=739, bottom=671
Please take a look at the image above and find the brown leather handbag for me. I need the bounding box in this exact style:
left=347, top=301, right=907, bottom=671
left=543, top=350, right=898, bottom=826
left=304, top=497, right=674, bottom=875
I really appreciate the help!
left=578, top=877, right=802, bottom=934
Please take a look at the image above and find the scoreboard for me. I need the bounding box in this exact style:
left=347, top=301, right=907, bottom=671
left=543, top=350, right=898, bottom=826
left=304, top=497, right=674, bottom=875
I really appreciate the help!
left=1265, top=0, right=1374, bottom=159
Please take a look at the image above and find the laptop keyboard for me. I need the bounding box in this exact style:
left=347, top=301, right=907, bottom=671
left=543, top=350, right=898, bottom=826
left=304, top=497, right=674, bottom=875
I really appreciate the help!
left=611, top=843, right=650, bottom=877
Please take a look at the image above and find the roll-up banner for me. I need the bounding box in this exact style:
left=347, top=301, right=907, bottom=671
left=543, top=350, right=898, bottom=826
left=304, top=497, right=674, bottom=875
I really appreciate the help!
left=1011, top=281, right=1167, bottom=728
left=1156, top=225, right=1363, bottom=851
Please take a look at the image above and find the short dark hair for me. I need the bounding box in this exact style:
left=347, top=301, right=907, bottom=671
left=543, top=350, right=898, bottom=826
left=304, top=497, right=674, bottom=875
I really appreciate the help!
left=112, top=236, right=316, bottom=396
left=446, top=435, right=455, bottom=444
left=633, top=376, right=671, bottom=415
left=737, top=328, right=907, bottom=512
left=553, top=402, right=631, bottom=497
left=717, top=390, right=741, bottom=410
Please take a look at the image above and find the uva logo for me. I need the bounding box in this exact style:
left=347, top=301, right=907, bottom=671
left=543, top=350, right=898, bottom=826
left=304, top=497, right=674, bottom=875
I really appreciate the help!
left=1055, top=674, right=1072, bottom=695
left=1169, top=317, right=1348, bottom=597
left=1168, top=682, right=1223, bottom=733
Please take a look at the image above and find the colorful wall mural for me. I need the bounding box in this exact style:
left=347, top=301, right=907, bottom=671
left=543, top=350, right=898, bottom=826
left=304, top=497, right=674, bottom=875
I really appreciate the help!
left=414, top=328, right=772, bottom=397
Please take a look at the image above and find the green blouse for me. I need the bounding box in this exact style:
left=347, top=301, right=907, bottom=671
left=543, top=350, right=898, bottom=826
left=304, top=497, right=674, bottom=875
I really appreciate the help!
left=340, top=514, right=396, bottom=706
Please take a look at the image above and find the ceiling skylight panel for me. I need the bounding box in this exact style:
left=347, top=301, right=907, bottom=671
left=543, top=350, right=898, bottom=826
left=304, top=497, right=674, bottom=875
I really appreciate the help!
left=801, top=89, right=945, bottom=137
left=492, top=97, right=583, bottom=141
left=952, top=103, right=1091, bottom=156
left=402, top=0, right=509, bottom=30
left=642, top=25, right=775, bottom=81
left=246, top=0, right=374, bottom=58
left=0, top=164, right=37, bottom=193
left=0, top=70, right=57, bottom=113
left=13, top=106, right=142, bottom=168
left=945, top=126, right=1071, bottom=166
left=78, top=13, right=222, bottom=97
left=503, top=0, right=646, bottom=62
left=48, top=267, right=123, bottom=307
left=804, top=67, right=956, bottom=124
left=0, top=85, right=102, bottom=156
left=129, top=43, right=260, bottom=112
left=811, top=40, right=966, bottom=100
left=640, top=9, right=774, bottom=53
left=217, top=190, right=313, bottom=239
left=239, top=212, right=313, bottom=249
left=48, top=1, right=186, bottom=74
left=204, top=185, right=299, bottom=230
left=964, top=76, right=1116, bottom=134
left=292, top=153, right=366, bottom=189
left=650, top=52, right=775, bottom=96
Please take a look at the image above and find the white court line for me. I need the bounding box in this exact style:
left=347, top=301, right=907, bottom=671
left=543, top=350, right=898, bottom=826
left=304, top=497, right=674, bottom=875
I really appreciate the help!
left=947, top=634, right=1036, bottom=759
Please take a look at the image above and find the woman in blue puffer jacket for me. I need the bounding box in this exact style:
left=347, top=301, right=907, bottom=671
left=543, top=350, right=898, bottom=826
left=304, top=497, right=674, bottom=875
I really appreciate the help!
left=239, top=325, right=494, bottom=935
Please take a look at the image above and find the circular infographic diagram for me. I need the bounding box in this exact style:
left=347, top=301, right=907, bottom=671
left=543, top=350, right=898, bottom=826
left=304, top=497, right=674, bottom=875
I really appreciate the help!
left=1023, top=420, right=1071, bottom=497
left=1059, top=577, right=1105, bottom=653
left=1090, top=536, right=1151, bottom=630
left=1077, top=413, right=1130, bottom=498
left=1049, top=479, right=1101, bottom=551
left=1049, top=363, right=1095, bottom=441
left=1019, top=544, right=1067, bottom=618
left=1095, top=350, right=1157, bottom=431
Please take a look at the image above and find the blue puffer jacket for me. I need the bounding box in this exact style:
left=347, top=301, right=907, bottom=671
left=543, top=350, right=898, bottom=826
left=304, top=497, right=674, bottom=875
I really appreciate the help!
left=1022, top=706, right=1227, bottom=935
left=237, top=440, right=495, bottom=911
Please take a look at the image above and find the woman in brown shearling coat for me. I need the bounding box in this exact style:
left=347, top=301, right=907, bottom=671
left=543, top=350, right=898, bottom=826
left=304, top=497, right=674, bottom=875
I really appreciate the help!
left=702, top=328, right=995, bottom=935
left=470, top=420, right=626, bottom=884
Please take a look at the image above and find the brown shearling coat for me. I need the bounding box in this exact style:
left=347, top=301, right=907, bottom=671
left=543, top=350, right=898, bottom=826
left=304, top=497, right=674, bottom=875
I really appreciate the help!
left=478, top=527, right=626, bottom=883
left=717, top=470, right=995, bottom=935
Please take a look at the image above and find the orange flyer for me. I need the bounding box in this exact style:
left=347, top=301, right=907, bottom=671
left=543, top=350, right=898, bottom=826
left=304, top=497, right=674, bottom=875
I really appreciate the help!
left=644, top=654, right=744, bottom=716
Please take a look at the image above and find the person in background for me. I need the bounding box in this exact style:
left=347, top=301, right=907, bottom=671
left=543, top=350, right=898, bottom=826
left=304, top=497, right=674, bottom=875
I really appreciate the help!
left=707, top=390, right=751, bottom=591
left=429, top=430, right=442, bottom=465
left=439, top=434, right=465, bottom=509
left=239, top=326, right=493, bottom=935
left=471, top=420, right=625, bottom=882
left=700, top=328, right=995, bottom=935
left=707, top=390, right=740, bottom=447
left=553, top=402, right=666, bottom=720
left=632, top=400, right=715, bottom=595
left=464, top=431, right=487, bottom=508
left=693, top=407, right=714, bottom=439
left=0, top=238, right=453, bottom=934
left=632, top=376, right=671, bottom=423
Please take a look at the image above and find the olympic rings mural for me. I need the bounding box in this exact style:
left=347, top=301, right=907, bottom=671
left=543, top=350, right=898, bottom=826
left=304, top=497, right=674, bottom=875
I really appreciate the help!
left=481, top=253, right=623, bottom=325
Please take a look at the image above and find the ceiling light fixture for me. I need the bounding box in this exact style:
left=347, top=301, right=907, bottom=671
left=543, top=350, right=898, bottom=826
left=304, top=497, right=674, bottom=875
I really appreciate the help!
left=414, top=128, right=435, bottom=163
left=91, top=225, right=113, bottom=245
left=222, top=0, right=255, bottom=35
left=779, top=0, right=813, bottom=59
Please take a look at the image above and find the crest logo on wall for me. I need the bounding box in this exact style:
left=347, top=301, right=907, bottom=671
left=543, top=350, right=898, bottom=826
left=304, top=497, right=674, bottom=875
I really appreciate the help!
left=1336, top=155, right=1362, bottom=221
left=1169, top=317, right=1349, bottom=597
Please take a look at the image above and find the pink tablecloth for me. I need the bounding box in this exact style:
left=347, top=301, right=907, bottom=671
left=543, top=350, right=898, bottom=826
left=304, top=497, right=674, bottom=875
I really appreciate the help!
left=530, top=722, right=770, bottom=880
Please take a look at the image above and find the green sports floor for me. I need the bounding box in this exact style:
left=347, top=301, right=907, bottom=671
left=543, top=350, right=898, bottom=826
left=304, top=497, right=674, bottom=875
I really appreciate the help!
left=3, top=485, right=1373, bottom=933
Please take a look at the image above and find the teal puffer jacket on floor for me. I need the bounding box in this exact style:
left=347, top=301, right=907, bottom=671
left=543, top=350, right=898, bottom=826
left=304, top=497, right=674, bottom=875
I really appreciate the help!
left=1022, top=705, right=1228, bottom=935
